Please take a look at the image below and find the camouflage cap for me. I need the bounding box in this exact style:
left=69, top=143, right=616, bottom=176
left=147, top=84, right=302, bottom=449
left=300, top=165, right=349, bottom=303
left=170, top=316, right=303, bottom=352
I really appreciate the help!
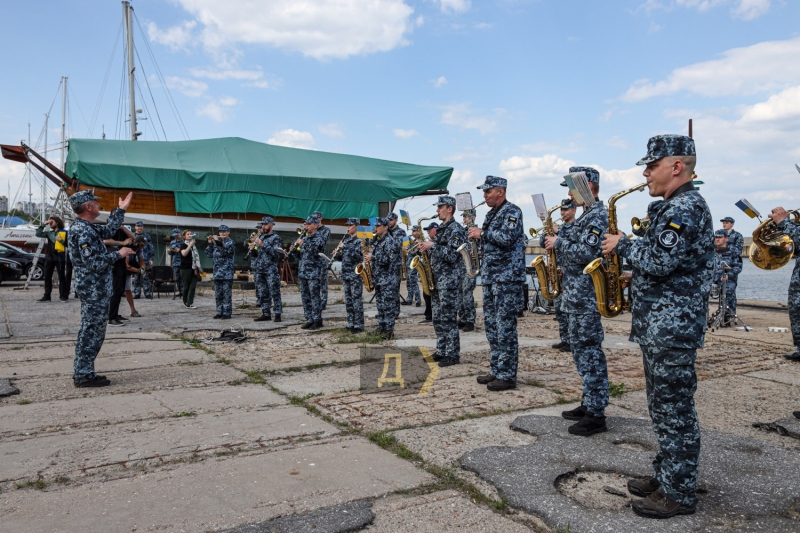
left=636, top=134, right=696, bottom=166
left=424, top=221, right=439, bottom=230
left=255, top=222, right=263, bottom=228
left=477, top=175, right=507, bottom=190
left=68, top=190, right=101, bottom=208
left=218, top=224, right=231, bottom=232
left=411, top=225, right=419, bottom=231
left=346, top=217, right=360, bottom=226
left=720, top=216, right=735, bottom=223
left=305, top=216, right=320, bottom=225
left=560, top=199, right=576, bottom=210
left=374, top=217, right=389, bottom=227
left=387, top=212, right=399, bottom=221
left=135, top=220, right=144, bottom=226
left=462, top=208, right=476, bottom=217
left=568, top=166, right=600, bottom=184
left=312, top=211, right=323, bottom=219
left=714, top=229, right=729, bottom=238
left=261, top=216, right=274, bottom=224
left=434, top=195, right=456, bottom=207
left=171, top=228, right=181, bottom=235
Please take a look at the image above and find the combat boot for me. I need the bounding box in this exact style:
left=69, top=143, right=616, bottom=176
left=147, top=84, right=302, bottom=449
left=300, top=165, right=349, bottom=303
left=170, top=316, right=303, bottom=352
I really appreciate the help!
left=627, top=477, right=660, bottom=497
left=794, top=411, right=800, bottom=419
left=487, top=379, right=516, bottom=391
left=561, top=404, right=587, bottom=421
left=254, top=314, right=271, bottom=322
left=273, top=315, right=282, bottom=323
left=568, top=414, right=607, bottom=436
left=631, top=491, right=695, bottom=519
left=784, top=351, right=800, bottom=361
left=301, top=322, right=314, bottom=329
left=476, top=374, right=494, bottom=384
left=74, top=375, right=111, bottom=388
left=559, top=343, right=571, bottom=352
left=312, top=320, right=324, bottom=330
left=551, top=341, right=568, bottom=349
left=350, top=327, right=363, bottom=334
left=213, top=314, right=222, bottom=319
left=429, top=350, right=443, bottom=362
left=461, top=323, right=474, bottom=332
left=438, top=358, right=460, bottom=367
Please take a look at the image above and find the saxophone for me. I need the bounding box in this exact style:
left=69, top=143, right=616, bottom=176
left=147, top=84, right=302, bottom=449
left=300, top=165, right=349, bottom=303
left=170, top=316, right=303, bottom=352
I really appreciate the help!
left=354, top=238, right=375, bottom=292
left=401, top=247, right=408, bottom=281
left=530, top=203, right=565, bottom=300
left=457, top=200, right=485, bottom=278
left=409, top=217, right=435, bottom=295
left=583, top=182, right=647, bottom=318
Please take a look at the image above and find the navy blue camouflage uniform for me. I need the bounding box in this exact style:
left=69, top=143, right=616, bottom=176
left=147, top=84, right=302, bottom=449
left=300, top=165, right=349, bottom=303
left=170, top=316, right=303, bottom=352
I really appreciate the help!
left=555, top=201, right=609, bottom=417
left=554, top=221, right=574, bottom=344
left=248, top=233, right=263, bottom=305
left=479, top=193, right=526, bottom=383
left=169, top=236, right=183, bottom=293
left=726, top=228, right=744, bottom=257
left=431, top=217, right=468, bottom=361
left=133, top=230, right=153, bottom=297
left=777, top=218, right=800, bottom=356
left=712, top=241, right=742, bottom=316
left=68, top=207, right=125, bottom=384
left=406, top=248, right=422, bottom=305
left=371, top=232, right=399, bottom=331
left=317, top=224, right=331, bottom=308
left=615, top=175, right=714, bottom=508
left=256, top=231, right=283, bottom=317
left=389, top=222, right=407, bottom=310
left=340, top=234, right=365, bottom=330
left=205, top=236, right=236, bottom=317
left=299, top=230, right=326, bottom=324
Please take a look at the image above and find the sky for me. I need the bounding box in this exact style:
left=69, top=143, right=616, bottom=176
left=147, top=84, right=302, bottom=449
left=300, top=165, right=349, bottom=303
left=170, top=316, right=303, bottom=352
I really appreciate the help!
left=1, top=0, right=799, bottom=235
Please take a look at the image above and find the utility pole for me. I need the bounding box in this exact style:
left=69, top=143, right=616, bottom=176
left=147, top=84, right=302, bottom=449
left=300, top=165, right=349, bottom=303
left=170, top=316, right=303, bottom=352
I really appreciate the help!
left=123, top=1, right=140, bottom=140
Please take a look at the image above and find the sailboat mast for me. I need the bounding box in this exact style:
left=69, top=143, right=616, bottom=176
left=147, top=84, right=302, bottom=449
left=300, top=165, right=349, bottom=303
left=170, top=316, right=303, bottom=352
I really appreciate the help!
left=43, top=114, right=48, bottom=222
left=60, top=76, right=67, bottom=171
left=123, top=1, right=139, bottom=140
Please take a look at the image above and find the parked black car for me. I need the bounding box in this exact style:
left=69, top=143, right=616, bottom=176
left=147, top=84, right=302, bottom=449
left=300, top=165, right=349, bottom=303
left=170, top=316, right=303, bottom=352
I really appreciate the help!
left=0, top=242, right=46, bottom=281
left=0, top=257, right=24, bottom=285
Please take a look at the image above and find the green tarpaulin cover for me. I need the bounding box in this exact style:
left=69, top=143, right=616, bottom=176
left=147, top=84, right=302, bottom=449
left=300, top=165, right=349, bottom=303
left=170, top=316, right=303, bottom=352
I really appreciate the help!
left=65, top=137, right=452, bottom=219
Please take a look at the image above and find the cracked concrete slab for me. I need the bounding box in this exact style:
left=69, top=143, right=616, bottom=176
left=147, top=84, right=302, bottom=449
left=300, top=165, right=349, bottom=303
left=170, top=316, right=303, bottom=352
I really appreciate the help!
left=0, top=436, right=433, bottom=533
left=460, top=415, right=800, bottom=533
left=221, top=501, right=374, bottom=533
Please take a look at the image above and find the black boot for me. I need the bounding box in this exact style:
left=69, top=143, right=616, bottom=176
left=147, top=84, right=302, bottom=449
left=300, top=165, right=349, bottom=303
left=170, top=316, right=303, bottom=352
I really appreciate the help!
left=301, top=322, right=314, bottom=329
left=254, top=314, right=271, bottom=322
left=568, top=414, right=608, bottom=436
left=561, top=404, right=587, bottom=421
left=273, top=315, right=281, bottom=323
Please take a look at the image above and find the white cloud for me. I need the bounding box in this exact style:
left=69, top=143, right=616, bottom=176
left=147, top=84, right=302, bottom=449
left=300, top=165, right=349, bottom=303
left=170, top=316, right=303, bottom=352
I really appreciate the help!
left=621, top=36, right=800, bottom=102
left=318, top=123, right=345, bottom=138
left=165, top=76, right=208, bottom=97
left=498, top=154, right=576, bottom=184
left=146, top=20, right=197, bottom=52
left=440, top=102, right=504, bottom=135
left=474, top=22, right=492, bottom=29
left=160, top=0, right=415, bottom=60
left=449, top=169, right=477, bottom=188
left=393, top=128, right=419, bottom=139
left=196, top=96, right=237, bottom=122
left=268, top=129, right=316, bottom=149
left=431, top=76, right=448, bottom=88
left=730, top=0, right=770, bottom=20
left=432, top=0, right=471, bottom=14
left=445, top=151, right=488, bottom=162
left=642, top=0, right=770, bottom=19
left=189, top=66, right=282, bottom=89
left=606, top=136, right=629, bottom=149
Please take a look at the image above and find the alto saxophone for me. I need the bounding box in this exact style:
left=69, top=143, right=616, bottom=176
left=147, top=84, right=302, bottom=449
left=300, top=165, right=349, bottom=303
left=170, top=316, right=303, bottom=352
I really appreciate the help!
left=354, top=239, right=375, bottom=292
left=457, top=200, right=486, bottom=278
left=530, top=203, right=565, bottom=300
left=583, top=182, right=647, bottom=318
left=409, top=217, right=436, bottom=295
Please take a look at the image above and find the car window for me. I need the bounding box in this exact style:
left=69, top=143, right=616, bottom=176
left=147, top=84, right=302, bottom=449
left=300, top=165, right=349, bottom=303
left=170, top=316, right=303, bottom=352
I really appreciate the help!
left=0, top=242, right=27, bottom=254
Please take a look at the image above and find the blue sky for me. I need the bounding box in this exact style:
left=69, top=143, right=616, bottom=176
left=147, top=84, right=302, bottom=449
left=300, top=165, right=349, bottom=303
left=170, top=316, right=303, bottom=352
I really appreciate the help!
left=2, top=0, right=799, bottom=234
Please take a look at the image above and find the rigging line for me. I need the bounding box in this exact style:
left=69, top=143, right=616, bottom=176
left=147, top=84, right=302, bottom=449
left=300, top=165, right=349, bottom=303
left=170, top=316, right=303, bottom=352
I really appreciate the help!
left=89, top=20, right=123, bottom=137
left=134, top=79, right=160, bottom=141
left=67, top=84, right=90, bottom=138
left=133, top=11, right=189, bottom=140
left=43, top=80, right=62, bottom=120
left=115, top=46, right=127, bottom=140
left=133, top=44, right=168, bottom=141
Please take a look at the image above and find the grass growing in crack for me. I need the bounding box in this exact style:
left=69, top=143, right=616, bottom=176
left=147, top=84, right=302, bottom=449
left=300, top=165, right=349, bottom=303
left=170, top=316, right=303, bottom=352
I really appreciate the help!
left=172, top=411, right=196, bottom=418
left=609, top=381, right=626, bottom=398
left=17, top=399, right=32, bottom=405
left=492, top=497, right=508, bottom=510
left=216, top=356, right=232, bottom=365
left=556, top=396, right=568, bottom=404
left=289, top=393, right=322, bottom=405
left=243, top=370, right=266, bottom=384
left=334, top=331, right=385, bottom=344
left=179, top=336, right=215, bottom=355
left=15, top=479, right=48, bottom=490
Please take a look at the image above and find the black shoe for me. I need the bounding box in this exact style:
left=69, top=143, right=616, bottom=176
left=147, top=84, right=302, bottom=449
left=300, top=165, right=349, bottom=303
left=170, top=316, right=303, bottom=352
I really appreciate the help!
left=401, top=301, right=412, bottom=306
left=487, top=379, right=516, bottom=391
left=461, top=323, right=474, bottom=332
left=476, top=374, right=494, bottom=384
left=631, top=491, right=696, bottom=519
left=438, top=358, right=460, bottom=367
left=117, top=315, right=129, bottom=321
left=561, top=404, right=588, bottom=421
left=254, top=315, right=271, bottom=322
left=74, top=375, right=111, bottom=388
left=568, top=414, right=608, bottom=436
left=301, top=322, right=314, bottom=329
left=60, top=297, right=69, bottom=302
left=627, top=477, right=660, bottom=498
left=134, top=295, right=141, bottom=299
left=108, top=318, right=125, bottom=327
left=415, top=302, right=421, bottom=307
left=784, top=351, right=800, bottom=361
left=430, top=350, right=444, bottom=362
left=552, top=341, right=568, bottom=349
left=518, top=310, right=525, bottom=318
left=313, top=320, right=324, bottom=329
left=793, top=411, right=800, bottom=419
left=458, top=321, right=466, bottom=329
left=351, top=328, right=364, bottom=334
left=559, top=344, right=572, bottom=353
left=37, top=296, right=51, bottom=302
left=146, top=295, right=153, bottom=300
left=213, top=314, right=222, bottom=319
left=220, top=315, right=231, bottom=320
left=273, top=315, right=281, bottom=323
left=420, top=318, right=432, bottom=324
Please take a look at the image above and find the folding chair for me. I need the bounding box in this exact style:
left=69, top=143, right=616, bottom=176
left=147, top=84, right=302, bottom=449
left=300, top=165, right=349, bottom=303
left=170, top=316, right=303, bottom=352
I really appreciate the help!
left=151, top=265, right=178, bottom=299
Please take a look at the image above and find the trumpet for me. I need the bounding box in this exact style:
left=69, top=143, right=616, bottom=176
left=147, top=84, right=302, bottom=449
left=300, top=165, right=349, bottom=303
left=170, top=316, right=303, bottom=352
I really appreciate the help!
left=296, top=227, right=305, bottom=234
left=529, top=218, right=562, bottom=238
left=631, top=216, right=650, bottom=235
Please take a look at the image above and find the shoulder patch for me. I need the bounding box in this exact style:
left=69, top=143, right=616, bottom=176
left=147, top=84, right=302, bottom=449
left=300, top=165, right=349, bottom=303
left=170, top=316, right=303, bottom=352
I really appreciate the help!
left=81, top=245, right=93, bottom=258
left=506, top=216, right=517, bottom=230
left=584, top=226, right=600, bottom=246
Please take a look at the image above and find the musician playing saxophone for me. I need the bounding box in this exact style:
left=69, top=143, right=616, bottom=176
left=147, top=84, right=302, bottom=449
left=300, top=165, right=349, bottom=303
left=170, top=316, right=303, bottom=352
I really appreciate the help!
left=254, top=217, right=283, bottom=322
left=544, top=166, right=609, bottom=437
left=388, top=212, right=408, bottom=311
left=768, top=206, right=800, bottom=361
left=339, top=218, right=365, bottom=334
left=402, top=225, right=422, bottom=308
left=298, top=216, right=326, bottom=330
left=365, top=217, right=398, bottom=339
left=550, top=199, right=577, bottom=352
left=459, top=209, right=477, bottom=332
left=602, top=135, right=712, bottom=519
left=416, top=196, right=468, bottom=367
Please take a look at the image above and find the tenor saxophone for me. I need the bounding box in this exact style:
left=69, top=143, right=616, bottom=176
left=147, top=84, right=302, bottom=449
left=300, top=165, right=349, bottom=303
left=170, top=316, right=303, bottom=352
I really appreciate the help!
left=583, top=182, right=647, bottom=318
left=354, top=239, right=375, bottom=292
left=409, top=217, right=436, bottom=295
left=530, top=204, right=565, bottom=300
left=457, top=200, right=486, bottom=278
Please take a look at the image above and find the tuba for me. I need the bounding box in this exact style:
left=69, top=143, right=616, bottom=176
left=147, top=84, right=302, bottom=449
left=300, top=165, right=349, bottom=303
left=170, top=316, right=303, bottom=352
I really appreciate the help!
left=409, top=217, right=436, bottom=295
left=354, top=239, right=375, bottom=292
left=530, top=204, right=565, bottom=300
left=749, top=210, right=799, bottom=270
left=584, top=183, right=647, bottom=318
left=457, top=201, right=485, bottom=278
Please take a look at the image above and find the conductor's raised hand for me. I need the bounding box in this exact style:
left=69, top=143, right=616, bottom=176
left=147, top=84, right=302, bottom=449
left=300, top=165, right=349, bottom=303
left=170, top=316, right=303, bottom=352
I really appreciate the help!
left=119, top=192, right=133, bottom=211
